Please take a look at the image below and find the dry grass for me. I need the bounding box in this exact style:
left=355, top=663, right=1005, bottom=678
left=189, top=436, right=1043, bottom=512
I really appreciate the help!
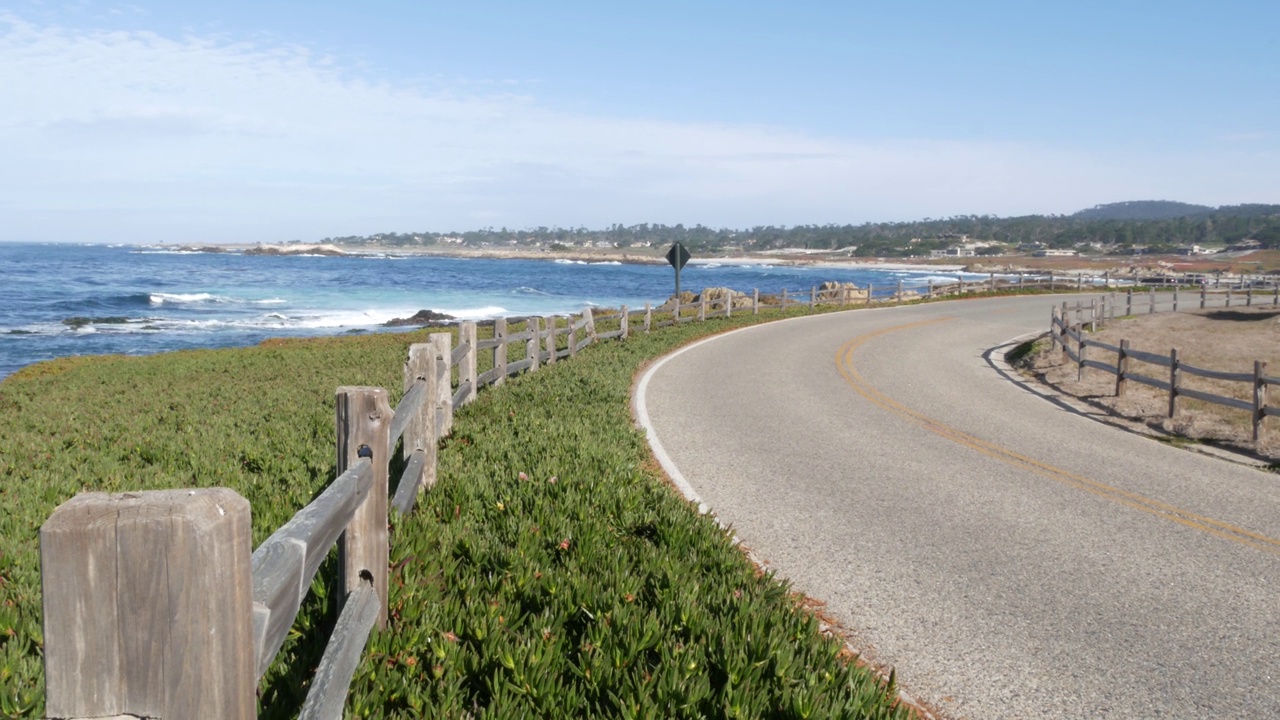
left=1025, top=305, right=1280, bottom=459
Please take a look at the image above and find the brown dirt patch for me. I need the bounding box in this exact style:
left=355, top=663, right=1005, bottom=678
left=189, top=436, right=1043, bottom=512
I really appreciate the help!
left=1023, top=306, right=1280, bottom=459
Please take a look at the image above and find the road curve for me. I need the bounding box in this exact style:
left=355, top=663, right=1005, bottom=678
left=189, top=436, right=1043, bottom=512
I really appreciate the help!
left=635, top=295, right=1280, bottom=719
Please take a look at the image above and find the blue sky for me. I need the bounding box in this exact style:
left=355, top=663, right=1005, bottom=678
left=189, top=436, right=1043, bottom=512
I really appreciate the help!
left=2, top=1, right=1276, bottom=243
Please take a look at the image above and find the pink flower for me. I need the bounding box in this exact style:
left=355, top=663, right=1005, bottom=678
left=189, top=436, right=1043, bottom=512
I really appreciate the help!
left=518, top=472, right=528, bottom=481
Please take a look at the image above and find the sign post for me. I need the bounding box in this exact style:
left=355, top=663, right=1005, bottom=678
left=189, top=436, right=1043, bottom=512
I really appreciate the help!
left=666, top=242, right=691, bottom=300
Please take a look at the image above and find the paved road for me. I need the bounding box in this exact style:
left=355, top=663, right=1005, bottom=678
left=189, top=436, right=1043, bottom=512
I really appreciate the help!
left=635, top=295, right=1280, bottom=719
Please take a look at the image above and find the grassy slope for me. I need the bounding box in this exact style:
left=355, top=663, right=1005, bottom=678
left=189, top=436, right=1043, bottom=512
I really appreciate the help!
left=0, top=307, right=910, bottom=718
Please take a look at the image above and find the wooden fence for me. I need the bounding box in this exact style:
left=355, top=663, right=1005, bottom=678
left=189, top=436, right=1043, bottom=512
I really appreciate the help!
left=39, top=273, right=1278, bottom=717
left=1049, top=292, right=1279, bottom=445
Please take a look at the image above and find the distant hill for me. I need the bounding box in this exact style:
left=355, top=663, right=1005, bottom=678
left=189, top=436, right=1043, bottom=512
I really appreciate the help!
left=1073, top=201, right=1215, bottom=221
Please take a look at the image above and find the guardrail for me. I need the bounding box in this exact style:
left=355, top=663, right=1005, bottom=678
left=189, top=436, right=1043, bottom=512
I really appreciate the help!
left=1049, top=292, right=1278, bottom=445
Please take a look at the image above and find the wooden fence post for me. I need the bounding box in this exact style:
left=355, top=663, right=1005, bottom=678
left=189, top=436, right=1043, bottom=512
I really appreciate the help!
left=1273, top=283, right=1278, bottom=306
left=460, top=321, right=478, bottom=406
left=1126, top=288, right=1133, bottom=316
left=810, top=286, right=817, bottom=309
left=493, top=317, right=508, bottom=385
left=1048, top=271, right=1054, bottom=289
left=1201, top=284, right=1207, bottom=309
left=527, top=316, right=542, bottom=372
left=866, top=283, right=873, bottom=305
left=619, top=306, right=629, bottom=339
left=584, top=307, right=596, bottom=343
left=1116, top=339, right=1130, bottom=397
left=1149, top=288, right=1156, bottom=314
left=1173, top=285, right=1179, bottom=312
left=544, top=316, right=558, bottom=364
left=753, top=288, right=759, bottom=315
left=723, top=295, right=731, bottom=318
left=1226, top=288, right=1233, bottom=307
left=1060, top=302, right=1070, bottom=363
left=1077, top=334, right=1087, bottom=382
left=336, top=387, right=391, bottom=629
left=643, top=303, right=652, bottom=332
left=568, top=312, right=578, bottom=355
left=429, top=333, right=453, bottom=435
left=927, top=279, right=934, bottom=299
left=1090, top=298, right=1098, bottom=332
left=1254, top=360, right=1268, bottom=445
left=403, top=343, right=437, bottom=493
left=699, top=292, right=707, bottom=321
left=1248, top=286, right=1254, bottom=307
left=42, top=489, right=255, bottom=719
left=1168, top=348, right=1181, bottom=419
left=781, top=289, right=788, bottom=310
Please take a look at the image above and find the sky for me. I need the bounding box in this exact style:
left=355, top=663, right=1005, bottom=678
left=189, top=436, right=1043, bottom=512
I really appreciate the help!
left=2, top=1, right=1277, bottom=243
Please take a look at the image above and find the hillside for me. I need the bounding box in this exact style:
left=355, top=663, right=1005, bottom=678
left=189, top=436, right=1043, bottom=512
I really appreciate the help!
left=1072, top=201, right=1215, bottom=221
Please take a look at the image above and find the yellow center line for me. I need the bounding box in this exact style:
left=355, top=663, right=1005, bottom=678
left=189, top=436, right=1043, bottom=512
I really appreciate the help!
left=835, top=318, right=1280, bottom=558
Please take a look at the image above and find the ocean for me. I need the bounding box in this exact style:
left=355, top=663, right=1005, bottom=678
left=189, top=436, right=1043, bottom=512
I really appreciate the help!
left=0, top=242, right=983, bottom=380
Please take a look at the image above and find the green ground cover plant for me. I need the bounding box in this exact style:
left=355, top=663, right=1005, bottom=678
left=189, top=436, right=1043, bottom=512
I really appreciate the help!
left=0, top=301, right=911, bottom=718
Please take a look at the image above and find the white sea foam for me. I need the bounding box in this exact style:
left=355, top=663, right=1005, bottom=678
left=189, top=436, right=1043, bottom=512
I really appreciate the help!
left=554, top=259, right=587, bottom=265
left=589, top=261, right=622, bottom=266
left=150, top=292, right=222, bottom=304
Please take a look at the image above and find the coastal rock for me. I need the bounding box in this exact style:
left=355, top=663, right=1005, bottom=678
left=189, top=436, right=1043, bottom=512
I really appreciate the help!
left=819, top=281, right=869, bottom=300
left=244, top=243, right=348, bottom=257
left=384, top=309, right=455, bottom=327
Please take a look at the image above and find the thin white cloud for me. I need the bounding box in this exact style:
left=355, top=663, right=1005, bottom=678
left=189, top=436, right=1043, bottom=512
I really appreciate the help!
left=0, top=13, right=1274, bottom=243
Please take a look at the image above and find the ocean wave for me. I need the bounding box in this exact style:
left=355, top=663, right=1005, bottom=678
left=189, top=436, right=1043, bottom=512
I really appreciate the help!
left=512, top=286, right=551, bottom=295
left=589, top=261, right=622, bottom=266
left=554, top=259, right=587, bottom=265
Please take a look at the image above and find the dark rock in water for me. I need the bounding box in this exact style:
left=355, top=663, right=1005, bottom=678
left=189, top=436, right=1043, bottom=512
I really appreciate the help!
left=384, top=309, right=455, bottom=327
left=7, top=329, right=35, bottom=335
left=62, top=316, right=132, bottom=329
left=345, top=328, right=368, bottom=334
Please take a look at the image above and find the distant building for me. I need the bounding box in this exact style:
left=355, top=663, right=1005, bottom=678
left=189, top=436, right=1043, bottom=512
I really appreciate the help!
left=930, top=247, right=976, bottom=258
left=1033, top=249, right=1077, bottom=257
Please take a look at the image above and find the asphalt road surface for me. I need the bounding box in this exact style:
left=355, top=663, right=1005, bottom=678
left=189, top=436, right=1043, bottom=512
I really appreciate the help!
left=635, top=294, right=1280, bottom=719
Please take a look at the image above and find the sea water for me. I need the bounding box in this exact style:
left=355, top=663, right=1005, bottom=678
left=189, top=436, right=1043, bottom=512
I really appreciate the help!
left=0, top=243, right=983, bottom=379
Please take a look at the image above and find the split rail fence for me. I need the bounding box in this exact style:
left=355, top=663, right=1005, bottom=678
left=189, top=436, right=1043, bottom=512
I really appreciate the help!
left=1049, top=288, right=1280, bottom=446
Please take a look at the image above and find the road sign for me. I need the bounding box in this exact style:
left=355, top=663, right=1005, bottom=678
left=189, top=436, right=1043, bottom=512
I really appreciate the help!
left=666, top=243, right=691, bottom=300
left=666, top=243, right=690, bottom=271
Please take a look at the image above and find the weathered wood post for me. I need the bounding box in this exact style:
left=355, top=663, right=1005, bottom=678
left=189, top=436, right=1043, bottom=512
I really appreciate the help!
left=1019, top=272, right=1025, bottom=290
left=1254, top=360, right=1268, bottom=445
left=644, top=302, right=652, bottom=332
left=583, top=307, right=596, bottom=344
left=897, top=279, right=904, bottom=305
left=619, top=305, right=629, bottom=339
left=1089, top=298, right=1098, bottom=332
left=866, top=283, right=874, bottom=305
left=1168, top=348, right=1181, bottom=419
left=492, top=317, right=509, bottom=386
left=753, top=288, right=759, bottom=315
left=1273, top=283, right=1278, bottom=306
left=927, top=279, right=934, bottom=300
left=699, top=292, right=707, bottom=321
left=42, top=489, right=255, bottom=719
left=1149, top=287, right=1156, bottom=314
left=1077, top=333, right=1087, bottom=382
left=1173, top=285, right=1179, bottom=312
left=460, top=321, right=478, bottom=406
left=1126, top=288, right=1133, bottom=316
left=989, top=272, right=995, bottom=293
left=429, top=332, right=454, bottom=434
left=1116, top=339, right=1130, bottom=397
left=1060, top=301, right=1070, bottom=363
left=723, top=295, right=731, bottom=318
left=810, top=286, right=817, bottom=309
left=1201, top=283, right=1208, bottom=309
left=1050, top=307, right=1060, bottom=353
left=1226, top=287, right=1233, bottom=307
left=544, top=316, right=558, bottom=364
left=1248, top=286, right=1254, bottom=307
left=527, top=316, right=542, bottom=372
left=780, top=289, right=788, bottom=310
left=1048, top=271, right=1054, bottom=289
left=336, top=386, right=392, bottom=629
left=1104, top=270, right=1110, bottom=288
left=403, top=343, right=438, bottom=493
left=568, top=312, right=578, bottom=355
